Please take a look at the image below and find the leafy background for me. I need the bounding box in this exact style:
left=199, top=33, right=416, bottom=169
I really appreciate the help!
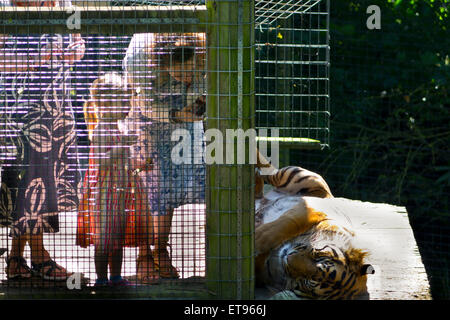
left=289, top=0, right=449, bottom=299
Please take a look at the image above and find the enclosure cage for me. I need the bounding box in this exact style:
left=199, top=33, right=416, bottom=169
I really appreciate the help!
left=113, top=0, right=331, bottom=153
left=255, top=0, right=329, bottom=167
left=0, top=0, right=330, bottom=299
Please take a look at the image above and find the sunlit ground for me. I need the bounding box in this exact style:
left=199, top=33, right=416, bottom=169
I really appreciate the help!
left=0, top=204, right=206, bottom=287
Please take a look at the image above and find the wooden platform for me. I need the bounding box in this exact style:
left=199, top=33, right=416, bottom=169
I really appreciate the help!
left=257, top=198, right=432, bottom=300
left=0, top=199, right=431, bottom=299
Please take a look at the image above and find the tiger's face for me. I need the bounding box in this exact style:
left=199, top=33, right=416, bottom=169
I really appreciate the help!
left=264, top=238, right=370, bottom=300
left=255, top=163, right=374, bottom=299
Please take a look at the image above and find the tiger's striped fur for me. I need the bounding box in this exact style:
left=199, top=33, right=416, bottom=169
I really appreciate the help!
left=255, top=164, right=373, bottom=300
left=264, top=166, right=333, bottom=199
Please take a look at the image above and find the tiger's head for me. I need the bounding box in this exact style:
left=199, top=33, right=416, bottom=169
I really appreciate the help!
left=262, top=233, right=374, bottom=300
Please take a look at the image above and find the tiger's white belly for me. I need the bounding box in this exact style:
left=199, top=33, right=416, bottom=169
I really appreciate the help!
left=255, top=190, right=301, bottom=227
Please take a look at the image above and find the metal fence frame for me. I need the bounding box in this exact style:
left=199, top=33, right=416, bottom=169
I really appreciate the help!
left=0, top=0, right=255, bottom=299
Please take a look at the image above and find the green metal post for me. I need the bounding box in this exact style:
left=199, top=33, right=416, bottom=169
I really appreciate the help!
left=206, top=0, right=255, bottom=299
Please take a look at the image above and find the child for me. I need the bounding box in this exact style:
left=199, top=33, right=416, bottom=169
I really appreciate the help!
left=77, top=72, right=152, bottom=286
left=123, top=33, right=206, bottom=282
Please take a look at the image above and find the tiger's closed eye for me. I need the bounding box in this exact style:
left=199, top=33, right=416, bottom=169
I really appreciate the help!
left=292, top=244, right=309, bottom=252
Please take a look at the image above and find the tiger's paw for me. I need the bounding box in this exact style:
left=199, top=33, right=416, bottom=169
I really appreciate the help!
left=255, top=222, right=286, bottom=256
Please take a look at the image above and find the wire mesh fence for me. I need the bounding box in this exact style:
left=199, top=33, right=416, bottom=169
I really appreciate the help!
left=0, top=0, right=331, bottom=299
left=0, top=0, right=212, bottom=297
left=255, top=0, right=329, bottom=152
left=0, top=32, right=208, bottom=296
left=254, top=0, right=322, bottom=27
left=2, top=0, right=443, bottom=301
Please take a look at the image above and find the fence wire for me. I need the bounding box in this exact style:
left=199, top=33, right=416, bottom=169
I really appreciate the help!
left=0, top=0, right=331, bottom=298
left=0, top=0, right=210, bottom=296
left=255, top=0, right=329, bottom=149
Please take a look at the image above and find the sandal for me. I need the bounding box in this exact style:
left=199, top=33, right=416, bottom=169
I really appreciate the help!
left=31, top=260, right=70, bottom=281
left=109, top=276, right=132, bottom=287
left=94, top=278, right=109, bottom=288
left=153, top=248, right=179, bottom=279
left=136, top=254, right=159, bottom=284
left=5, top=256, right=32, bottom=280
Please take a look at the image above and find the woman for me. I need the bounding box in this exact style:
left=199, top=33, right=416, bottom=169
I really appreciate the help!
left=0, top=0, right=85, bottom=280
left=123, top=33, right=206, bottom=282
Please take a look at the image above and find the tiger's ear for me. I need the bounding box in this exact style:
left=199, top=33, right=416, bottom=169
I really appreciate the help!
left=361, top=264, right=375, bottom=275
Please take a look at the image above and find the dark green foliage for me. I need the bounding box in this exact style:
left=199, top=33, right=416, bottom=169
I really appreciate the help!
left=291, top=0, right=449, bottom=298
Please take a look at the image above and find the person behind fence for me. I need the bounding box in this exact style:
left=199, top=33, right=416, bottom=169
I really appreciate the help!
left=76, top=72, right=153, bottom=286
left=0, top=0, right=85, bottom=280
left=123, top=33, right=206, bottom=282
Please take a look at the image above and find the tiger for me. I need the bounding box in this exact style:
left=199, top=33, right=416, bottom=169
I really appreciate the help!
left=255, top=156, right=374, bottom=300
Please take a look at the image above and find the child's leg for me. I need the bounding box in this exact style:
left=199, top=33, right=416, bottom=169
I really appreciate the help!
left=109, top=247, right=131, bottom=285
left=153, top=209, right=173, bottom=249
left=108, top=248, right=123, bottom=279
left=94, top=248, right=109, bottom=284
left=153, top=209, right=178, bottom=278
